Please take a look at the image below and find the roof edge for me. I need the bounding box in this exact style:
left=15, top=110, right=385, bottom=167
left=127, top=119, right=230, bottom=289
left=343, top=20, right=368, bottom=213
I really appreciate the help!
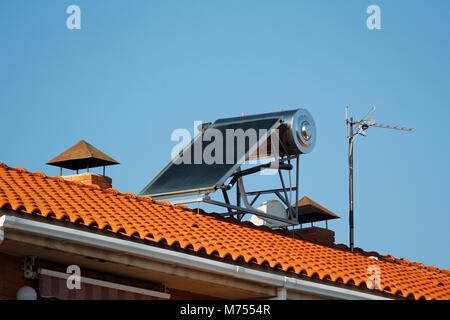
left=0, top=214, right=392, bottom=300
left=1, top=161, right=449, bottom=283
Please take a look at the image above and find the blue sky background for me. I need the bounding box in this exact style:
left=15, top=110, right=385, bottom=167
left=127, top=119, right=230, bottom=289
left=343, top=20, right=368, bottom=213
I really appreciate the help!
left=0, top=1, right=449, bottom=269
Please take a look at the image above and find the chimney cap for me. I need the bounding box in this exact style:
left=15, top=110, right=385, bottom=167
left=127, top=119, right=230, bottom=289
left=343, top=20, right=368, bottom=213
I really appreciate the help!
left=292, top=196, right=340, bottom=224
left=47, top=140, right=119, bottom=171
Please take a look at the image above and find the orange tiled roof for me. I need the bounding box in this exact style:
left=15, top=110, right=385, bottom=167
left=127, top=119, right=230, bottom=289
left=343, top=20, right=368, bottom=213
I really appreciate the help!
left=0, top=163, right=449, bottom=300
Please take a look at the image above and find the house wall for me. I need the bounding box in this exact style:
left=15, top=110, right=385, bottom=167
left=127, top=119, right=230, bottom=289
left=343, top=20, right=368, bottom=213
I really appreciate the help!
left=0, top=253, right=37, bottom=300
left=0, top=252, right=215, bottom=300
left=1, top=213, right=387, bottom=300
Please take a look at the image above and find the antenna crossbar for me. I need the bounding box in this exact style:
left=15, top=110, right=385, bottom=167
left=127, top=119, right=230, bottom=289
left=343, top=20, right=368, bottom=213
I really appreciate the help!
left=369, top=123, right=413, bottom=131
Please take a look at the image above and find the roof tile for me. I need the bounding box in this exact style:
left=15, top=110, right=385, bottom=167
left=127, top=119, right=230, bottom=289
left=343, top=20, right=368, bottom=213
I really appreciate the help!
left=0, top=162, right=449, bottom=300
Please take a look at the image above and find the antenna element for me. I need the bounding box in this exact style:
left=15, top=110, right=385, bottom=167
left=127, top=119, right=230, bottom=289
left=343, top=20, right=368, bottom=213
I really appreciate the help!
left=345, top=106, right=412, bottom=252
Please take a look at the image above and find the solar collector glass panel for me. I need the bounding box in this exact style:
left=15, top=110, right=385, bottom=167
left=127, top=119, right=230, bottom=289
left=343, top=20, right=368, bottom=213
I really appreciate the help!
left=139, top=117, right=281, bottom=198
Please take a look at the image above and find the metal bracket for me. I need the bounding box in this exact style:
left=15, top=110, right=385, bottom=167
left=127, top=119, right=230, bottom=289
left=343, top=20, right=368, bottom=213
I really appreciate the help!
left=170, top=197, right=205, bottom=205
left=203, top=197, right=298, bottom=226
left=158, top=156, right=302, bottom=228
left=23, top=256, right=38, bottom=279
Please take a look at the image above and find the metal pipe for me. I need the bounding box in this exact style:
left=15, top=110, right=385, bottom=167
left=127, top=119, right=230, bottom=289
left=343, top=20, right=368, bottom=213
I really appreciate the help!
left=349, top=119, right=354, bottom=252
left=288, top=159, right=292, bottom=208
left=231, top=162, right=292, bottom=178
left=170, top=197, right=204, bottom=205
left=221, top=189, right=232, bottom=213
left=345, top=105, right=349, bottom=138
left=249, top=193, right=261, bottom=206
left=278, top=170, right=296, bottom=218
left=246, top=187, right=297, bottom=196
left=236, top=174, right=241, bottom=219
left=295, top=155, right=299, bottom=221
left=274, top=191, right=290, bottom=207
left=278, top=170, right=290, bottom=206
left=203, top=198, right=296, bottom=225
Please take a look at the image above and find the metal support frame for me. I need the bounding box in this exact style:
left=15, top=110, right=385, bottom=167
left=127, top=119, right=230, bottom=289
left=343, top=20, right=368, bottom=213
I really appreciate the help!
left=246, top=187, right=297, bottom=196
left=173, top=155, right=302, bottom=227
left=236, top=179, right=242, bottom=219
left=221, top=188, right=232, bottom=214
left=159, top=126, right=303, bottom=228
left=274, top=191, right=288, bottom=206
left=203, top=197, right=297, bottom=225
left=277, top=169, right=297, bottom=220
left=295, top=155, right=300, bottom=221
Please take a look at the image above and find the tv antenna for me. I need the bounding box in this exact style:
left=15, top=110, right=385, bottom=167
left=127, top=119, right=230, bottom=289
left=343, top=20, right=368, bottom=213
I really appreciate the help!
left=345, top=106, right=412, bottom=252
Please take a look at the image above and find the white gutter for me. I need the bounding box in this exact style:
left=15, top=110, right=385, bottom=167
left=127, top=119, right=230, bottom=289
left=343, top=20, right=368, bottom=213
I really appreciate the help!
left=0, top=215, right=389, bottom=300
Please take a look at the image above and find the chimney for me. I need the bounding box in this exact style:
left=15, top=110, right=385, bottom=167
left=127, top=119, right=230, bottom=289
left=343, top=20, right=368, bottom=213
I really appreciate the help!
left=293, top=227, right=335, bottom=246
left=60, top=172, right=113, bottom=189
left=46, top=140, right=119, bottom=189
left=292, top=197, right=340, bottom=245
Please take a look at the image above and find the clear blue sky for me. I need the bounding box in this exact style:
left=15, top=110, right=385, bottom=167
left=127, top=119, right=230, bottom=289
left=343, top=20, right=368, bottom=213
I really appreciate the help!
left=1, top=1, right=449, bottom=269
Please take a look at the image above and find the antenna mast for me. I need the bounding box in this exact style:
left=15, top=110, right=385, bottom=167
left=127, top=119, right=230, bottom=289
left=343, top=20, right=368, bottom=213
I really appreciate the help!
left=345, top=106, right=412, bottom=252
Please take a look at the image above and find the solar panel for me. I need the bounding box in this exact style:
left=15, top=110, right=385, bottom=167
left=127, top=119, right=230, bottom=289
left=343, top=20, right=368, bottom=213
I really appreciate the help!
left=139, top=116, right=282, bottom=199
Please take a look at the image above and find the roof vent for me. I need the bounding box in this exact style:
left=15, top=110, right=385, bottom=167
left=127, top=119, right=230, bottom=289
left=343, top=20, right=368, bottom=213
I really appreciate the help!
left=293, top=196, right=339, bottom=225
left=46, top=140, right=119, bottom=189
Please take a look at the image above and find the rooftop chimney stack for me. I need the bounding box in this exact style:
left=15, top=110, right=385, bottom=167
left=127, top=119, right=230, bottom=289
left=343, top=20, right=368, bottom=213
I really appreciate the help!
left=46, top=140, right=119, bottom=189
left=292, top=197, right=340, bottom=246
